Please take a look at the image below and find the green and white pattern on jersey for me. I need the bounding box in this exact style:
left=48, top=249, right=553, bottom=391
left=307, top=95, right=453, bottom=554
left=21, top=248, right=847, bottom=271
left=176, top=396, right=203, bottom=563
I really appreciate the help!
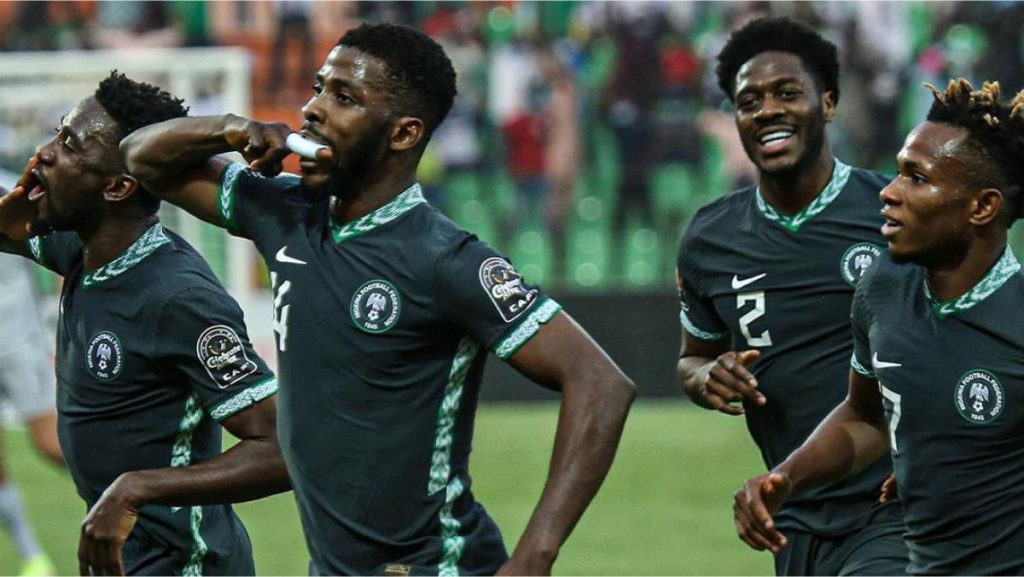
left=428, top=337, right=481, bottom=575
left=330, top=184, right=426, bottom=244
left=494, top=299, right=561, bottom=359
left=171, top=393, right=210, bottom=575
left=83, top=224, right=170, bottom=287
left=755, top=160, right=852, bottom=232
left=208, top=377, right=278, bottom=421
left=850, top=352, right=874, bottom=379
left=679, top=309, right=728, bottom=342
left=925, top=247, right=1021, bottom=319
left=27, top=237, right=42, bottom=261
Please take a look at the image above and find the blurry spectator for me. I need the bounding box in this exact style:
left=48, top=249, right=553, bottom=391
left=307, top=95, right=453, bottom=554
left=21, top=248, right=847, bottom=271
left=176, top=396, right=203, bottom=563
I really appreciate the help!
left=267, top=0, right=315, bottom=104
left=89, top=1, right=182, bottom=49
left=600, top=3, right=665, bottom=267
left=2, top=1, right=91, bottom=51
left=540, top=45, right=580, bottom=284
left=500, top=82, right=549, bottom=248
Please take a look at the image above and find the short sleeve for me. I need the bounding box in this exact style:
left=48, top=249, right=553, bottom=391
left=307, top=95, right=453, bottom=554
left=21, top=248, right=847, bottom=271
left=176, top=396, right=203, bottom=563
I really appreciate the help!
left=28, top=231, right=82, bottom=276
left=218, top=162, right=303, bottom=240
left=850, top=280, right=876, bottom=380
left=675, top=264, right=728, bottom=342
left=154, top=286, right=277, bottom=421
left=435, top=236, right=561, bottom=360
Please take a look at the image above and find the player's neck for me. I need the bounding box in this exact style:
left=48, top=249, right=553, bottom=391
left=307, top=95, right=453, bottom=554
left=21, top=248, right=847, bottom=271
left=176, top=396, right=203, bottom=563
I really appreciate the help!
left=330, top=169, right=417, bottom=225
left=925, top=234, right=1008, bottom=302
left=757, top=152, right=835, bottom=216
left=80, top=215, right=159, bottom=272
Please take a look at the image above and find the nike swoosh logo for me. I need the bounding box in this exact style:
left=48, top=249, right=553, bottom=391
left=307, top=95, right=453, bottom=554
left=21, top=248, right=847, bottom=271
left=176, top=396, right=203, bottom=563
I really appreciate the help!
left=872, top=353, right=902, bottom=369
left=731, top=273, right=767, bottom=290
left=275, top=246, right=307, bottom=265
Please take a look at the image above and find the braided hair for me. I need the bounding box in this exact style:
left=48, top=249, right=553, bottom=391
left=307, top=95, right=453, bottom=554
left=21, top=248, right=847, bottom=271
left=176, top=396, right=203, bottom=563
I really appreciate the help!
left=925, top=79, right=1024, bottom=223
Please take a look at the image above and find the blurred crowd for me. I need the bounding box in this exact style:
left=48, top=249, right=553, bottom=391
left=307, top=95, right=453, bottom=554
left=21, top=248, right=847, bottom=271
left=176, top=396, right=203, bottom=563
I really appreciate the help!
left=3, top=1, right=1024, bottom=287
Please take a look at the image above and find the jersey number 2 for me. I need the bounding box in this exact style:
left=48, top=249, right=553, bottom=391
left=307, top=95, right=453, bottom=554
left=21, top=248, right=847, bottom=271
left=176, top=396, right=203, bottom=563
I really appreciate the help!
left=737, top=291, right=772, bottom=347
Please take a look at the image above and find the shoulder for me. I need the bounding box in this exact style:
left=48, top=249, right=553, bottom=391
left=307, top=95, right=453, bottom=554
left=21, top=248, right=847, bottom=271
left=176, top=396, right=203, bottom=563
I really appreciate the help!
left=146, top=233, right=232, bottom=307
left=678, top=187, right=753, bottom=266
left=846, top=166, right=893, bottom=194
left=856, top=249, right=906, bottom=299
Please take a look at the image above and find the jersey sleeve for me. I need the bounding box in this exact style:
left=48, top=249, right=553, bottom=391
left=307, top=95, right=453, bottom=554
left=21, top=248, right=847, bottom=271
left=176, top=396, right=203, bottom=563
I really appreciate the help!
left=217, top=162, right=303, bottom=241
left=435, top=236, right=561, bottom=360
left=675, top=245, right=728, bottom=342
left=153, top=286, right=277, bottom=422
left=27, top=231, right=82, bottom=276
left=850, top=279, right=876, bottom=380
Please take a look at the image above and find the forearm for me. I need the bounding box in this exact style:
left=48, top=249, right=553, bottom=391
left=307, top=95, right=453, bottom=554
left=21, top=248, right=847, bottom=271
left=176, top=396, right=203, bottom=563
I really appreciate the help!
left=121, top=115, right=237, bottom=184
left=677, top=355, right=714, bottom=408
left=775, top=401, right=889, bottom=495
left=513, top=375, right=635, bottom=562
left=108, top=435, right=290, bottom=510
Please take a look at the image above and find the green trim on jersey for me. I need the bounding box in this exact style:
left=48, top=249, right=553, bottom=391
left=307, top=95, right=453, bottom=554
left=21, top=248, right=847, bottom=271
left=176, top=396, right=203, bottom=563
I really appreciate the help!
left=208, top=377, right=278, bottom=421
left=428, top=338, right=480, bottom=576
left=27, top=237, right=42, bottom=262
left=83, top=223, right=170, bottom=288
left=438, top=477, right=466, bottom=577
left=493, top=298, right=561, bottom=360
left=428, top=338, right=480, bottom=494
left=218, top=163, right=244, bottom=234
left=850, top=353, right=874, bottom=379
left=679, top=309, right=728, bottom=342
left=172, top=393, right=209, bottom=575
left=329, top=184, right=426, bottom=244
left=924, top=246, right=1021, bottom=319
left=755, top=159, right=852, bottom=232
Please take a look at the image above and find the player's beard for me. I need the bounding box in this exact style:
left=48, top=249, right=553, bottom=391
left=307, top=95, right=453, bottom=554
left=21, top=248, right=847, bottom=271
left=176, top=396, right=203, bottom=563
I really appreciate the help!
left=759, top=107, right=828, bottom=181
left=302, top=122, right=390, bottom=205
left=30, top=216, right=53, bottom=237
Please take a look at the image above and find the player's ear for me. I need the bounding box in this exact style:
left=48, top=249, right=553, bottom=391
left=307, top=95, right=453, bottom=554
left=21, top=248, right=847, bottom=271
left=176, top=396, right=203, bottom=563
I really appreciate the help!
left=103, top=173, right=138, bottom=203
left=390, top=116, right=425, bottom=152
left=969, top=187, right=1003, bottom=226
left=822, top=90, right=837, bottom=122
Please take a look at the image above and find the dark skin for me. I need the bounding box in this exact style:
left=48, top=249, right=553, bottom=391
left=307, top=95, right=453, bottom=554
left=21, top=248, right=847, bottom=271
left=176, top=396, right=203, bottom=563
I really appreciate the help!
left=733, top=119, right=1009, bottom=555
left=0, top=97, right=290, bottom=576
left=122, top=44, right=636, bottom=575
left=677, top=51, right=835, bottom=413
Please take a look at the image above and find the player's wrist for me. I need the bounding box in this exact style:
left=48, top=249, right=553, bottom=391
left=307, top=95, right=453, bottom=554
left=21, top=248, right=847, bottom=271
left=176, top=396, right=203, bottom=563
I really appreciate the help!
left=107, top=471, right=147, bottom=511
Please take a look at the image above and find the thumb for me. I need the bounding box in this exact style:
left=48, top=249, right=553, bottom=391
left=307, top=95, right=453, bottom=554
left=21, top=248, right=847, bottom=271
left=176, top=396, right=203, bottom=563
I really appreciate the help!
left=764, top=472, right=789, bottom=495
left=736, top=349, right=761, bottom=366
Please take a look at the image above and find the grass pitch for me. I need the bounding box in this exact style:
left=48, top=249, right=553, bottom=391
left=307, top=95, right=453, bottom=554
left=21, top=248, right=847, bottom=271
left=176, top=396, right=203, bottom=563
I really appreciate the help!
left=0, top=401, right=773, bottom=575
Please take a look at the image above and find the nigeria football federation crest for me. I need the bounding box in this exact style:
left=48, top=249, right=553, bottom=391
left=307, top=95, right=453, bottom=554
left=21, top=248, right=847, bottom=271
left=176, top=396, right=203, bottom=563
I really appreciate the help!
left=351, top=280, right=401, bottom=334
left=955, top=369, right=1005, bottom=424
left=86, top=331, right=123, bottom=381
left=840, top=242, right=883, bottom=286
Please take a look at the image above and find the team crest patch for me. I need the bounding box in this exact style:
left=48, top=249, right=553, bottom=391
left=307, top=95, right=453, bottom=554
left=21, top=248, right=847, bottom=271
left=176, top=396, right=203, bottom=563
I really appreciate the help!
left=86, top=331, right=123, bottom=381
left=840, top=243, right=883, bottom=286
left=351, top=280, right=401, bottom=334
left=197, top=325, right=258, bottom=388
left=479, top=257, right=538, bottom=322
left=955, top=369, right=1005, bottom=424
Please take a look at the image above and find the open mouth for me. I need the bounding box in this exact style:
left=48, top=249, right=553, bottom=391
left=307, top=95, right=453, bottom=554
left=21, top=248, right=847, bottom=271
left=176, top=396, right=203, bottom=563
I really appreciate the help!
left=757, top=128, right=795, bottom=153
left=26, top=168, right=46, bottom=201
left=881, top=213, right=903, bottom=236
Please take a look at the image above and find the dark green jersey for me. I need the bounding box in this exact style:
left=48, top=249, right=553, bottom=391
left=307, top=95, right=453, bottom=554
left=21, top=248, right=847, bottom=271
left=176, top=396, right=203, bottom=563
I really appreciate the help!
left=677, top=161, right=895, bottom=536
left=219, top=164, right=561, bottom=576
left=27, top=224, right=276, bottom=576
left=852, top=248, right=1024, bottom=575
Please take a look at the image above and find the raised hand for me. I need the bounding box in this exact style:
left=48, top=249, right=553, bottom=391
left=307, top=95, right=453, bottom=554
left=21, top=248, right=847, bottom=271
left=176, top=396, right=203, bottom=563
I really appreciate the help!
left=222, top=115, right=295, bottom=177
left=699, top=349, right=764, bottom=415
left=733, top=472, right=792, bottom=554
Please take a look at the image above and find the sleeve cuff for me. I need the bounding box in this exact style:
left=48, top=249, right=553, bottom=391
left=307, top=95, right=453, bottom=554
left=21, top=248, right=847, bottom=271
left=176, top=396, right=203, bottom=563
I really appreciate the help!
left=850, top=353, right=876, bottom=379
left=27, top=237, right=42, bottom=263
left=208, top=377, right=278, bottom=421
left=493, top=297, right=562, bottom=360
left=680, top=309, right=728, bottom=342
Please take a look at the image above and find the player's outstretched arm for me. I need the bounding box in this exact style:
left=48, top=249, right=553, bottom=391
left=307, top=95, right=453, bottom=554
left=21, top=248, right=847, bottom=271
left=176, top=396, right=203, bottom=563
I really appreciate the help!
left=677, top=330, right=764, bottom=415
left=497, top=312, right=635, bottom=576
left=121, top=115, right=295, bottom=226
left=77, top=397, right=290, bottom=576
left=733, top=371, right=889, bottom=554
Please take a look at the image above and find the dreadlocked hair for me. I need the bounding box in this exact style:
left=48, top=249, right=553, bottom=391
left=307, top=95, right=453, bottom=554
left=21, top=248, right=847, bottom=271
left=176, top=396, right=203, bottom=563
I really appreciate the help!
left=338, top=23, right=456, bottom=141
left=94, top=71, right=188, bottom=215
left=925, top=78, right=1024, bottom=222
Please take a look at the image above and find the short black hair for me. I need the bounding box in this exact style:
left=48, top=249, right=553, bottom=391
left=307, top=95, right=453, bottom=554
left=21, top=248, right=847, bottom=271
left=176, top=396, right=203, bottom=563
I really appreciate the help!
left=94, top=71, right=188, bottom=214
left=925, top=79, right=1024, bottom=223
left=716, top=17, right=840, bottom=104
left=337, top=22, right=457, bottom=139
